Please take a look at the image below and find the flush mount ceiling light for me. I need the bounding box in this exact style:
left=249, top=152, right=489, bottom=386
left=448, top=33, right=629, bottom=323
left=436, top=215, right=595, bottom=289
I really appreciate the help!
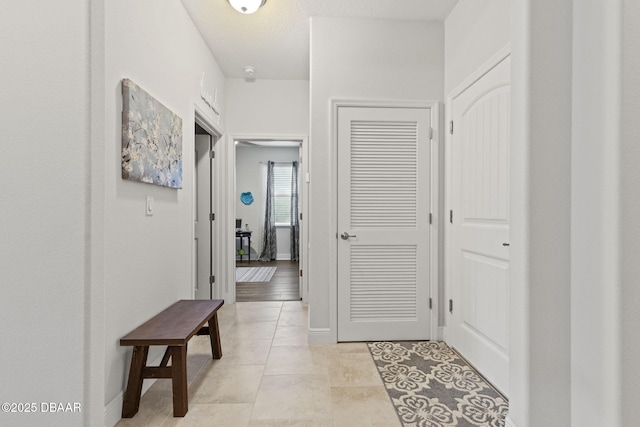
left=243, top=66, right=256, bottom=77
left=228, top=0, right=266, bottom=14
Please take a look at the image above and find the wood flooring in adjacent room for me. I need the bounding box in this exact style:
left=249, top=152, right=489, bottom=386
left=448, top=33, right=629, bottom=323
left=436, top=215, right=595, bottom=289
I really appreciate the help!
left=235, top=260, right=300, bottom=302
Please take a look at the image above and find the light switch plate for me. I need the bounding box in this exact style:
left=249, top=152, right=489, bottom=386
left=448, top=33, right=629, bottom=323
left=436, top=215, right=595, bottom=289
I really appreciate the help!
left=146, top=196, right=154, bottom=216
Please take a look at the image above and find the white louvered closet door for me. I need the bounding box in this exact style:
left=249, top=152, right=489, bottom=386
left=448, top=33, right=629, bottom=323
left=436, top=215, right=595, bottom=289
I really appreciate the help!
left=337, top=106, right=431, bottom=341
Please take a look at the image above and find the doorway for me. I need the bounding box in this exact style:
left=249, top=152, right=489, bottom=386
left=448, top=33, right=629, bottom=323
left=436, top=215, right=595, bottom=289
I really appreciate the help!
left=446, top=50, right=511, bottom=395
left=336, top=105, right=434, bottom=341
left=193, top=112, right=222, bottom=301
left=234, top=139, right=304, bottom=302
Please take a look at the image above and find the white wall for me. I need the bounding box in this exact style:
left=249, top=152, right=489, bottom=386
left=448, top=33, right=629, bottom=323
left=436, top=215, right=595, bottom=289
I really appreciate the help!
left=509, top=0, right=640, bottom=426
left=444, top=0, right=511, bottom=94
left=571, top=3, right=620, bottom=425
left=309, top=16, right=444, bottom=341
left=512, top=0, right=574, bottom=424
left=225, top=79, right=309, bottom=135
left=572, top=1, right=640, bottom=426
left=102, top=0, right=225, bottom=424
left=0, top=2, right=90, bottom=426
left=235, top=145, right=300, bottom=260
left=619, top=3, right=640, bottom=423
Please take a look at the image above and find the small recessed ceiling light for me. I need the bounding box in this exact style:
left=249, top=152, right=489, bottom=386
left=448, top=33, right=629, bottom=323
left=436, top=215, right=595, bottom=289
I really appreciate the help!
left=228, top=0, right=266, bottom=14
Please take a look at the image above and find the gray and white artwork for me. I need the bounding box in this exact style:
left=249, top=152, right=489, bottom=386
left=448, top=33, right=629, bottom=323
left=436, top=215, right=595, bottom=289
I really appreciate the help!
left=121, top=78, right=183, bottom=189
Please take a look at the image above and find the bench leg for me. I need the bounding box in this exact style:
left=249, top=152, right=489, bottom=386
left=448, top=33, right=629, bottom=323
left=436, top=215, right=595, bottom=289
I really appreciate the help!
left=170, top=346, right=188, bottom=417
left=122, top=346, right=149, bottom=418
left=160, top=346, right=172, bottom=367
left=208, top=313, right=222, bottom=359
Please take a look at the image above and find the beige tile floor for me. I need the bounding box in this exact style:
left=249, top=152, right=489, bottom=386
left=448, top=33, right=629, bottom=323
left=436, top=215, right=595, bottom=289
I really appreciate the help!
left=116, top=301, right=401, bottom=427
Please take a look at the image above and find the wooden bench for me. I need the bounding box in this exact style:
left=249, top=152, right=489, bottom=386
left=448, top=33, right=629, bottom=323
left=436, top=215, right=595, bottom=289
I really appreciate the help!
left=119, top=299, right=224, bottom=418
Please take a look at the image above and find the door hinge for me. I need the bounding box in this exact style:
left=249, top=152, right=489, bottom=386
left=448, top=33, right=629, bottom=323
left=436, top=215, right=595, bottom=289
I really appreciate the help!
left=449, top=121, right=454, bottom=135
left=429, top=297, right=433, bottom=309
left=210, top=213, right=215, bottom=221
left=429, top=213, right=433, bottom=225
left=299, top=269, right=303, bottom=277
left=450, top=210, right=453, bottom=224
left=449, top=299, right=453, bottom=313
left=210, top=150, right=215, bottom=159
left=429, top=127, right=434, bottom=140
left=209, top=275, right=215, bottom=284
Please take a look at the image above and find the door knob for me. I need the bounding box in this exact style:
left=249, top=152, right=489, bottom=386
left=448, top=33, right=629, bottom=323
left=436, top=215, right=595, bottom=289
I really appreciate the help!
left=340, top=232, right=357, bottom=240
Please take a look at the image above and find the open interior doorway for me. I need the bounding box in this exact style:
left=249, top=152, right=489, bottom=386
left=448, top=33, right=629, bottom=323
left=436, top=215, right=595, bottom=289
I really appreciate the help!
left=194, top=115, right=223, bottom=300
left=194, top=123, right=213, bottom=299
left=234, top=139, right=302, bottom=302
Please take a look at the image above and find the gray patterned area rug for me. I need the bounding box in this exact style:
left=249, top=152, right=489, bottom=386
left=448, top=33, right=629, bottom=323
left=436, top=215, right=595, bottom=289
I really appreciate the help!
left=368, top=341, right=508, bottom=427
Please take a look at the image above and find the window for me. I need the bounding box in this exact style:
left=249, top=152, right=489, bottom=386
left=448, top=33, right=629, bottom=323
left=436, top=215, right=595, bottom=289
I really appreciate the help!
left=273, top=163, right=293, bottom=225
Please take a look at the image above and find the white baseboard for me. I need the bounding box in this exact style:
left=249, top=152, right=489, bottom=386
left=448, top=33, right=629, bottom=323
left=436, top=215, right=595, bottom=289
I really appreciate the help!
left=276, top=254, right=291, bottom=261
left=505, top=415, right=518, bottom=427
left=307, top=327, right=334, bottom=344
left=438, top=326, right=446, bottom=341
left=104, top=390, right=125, bottom=427
left=104, top=352, right=164, bottom=427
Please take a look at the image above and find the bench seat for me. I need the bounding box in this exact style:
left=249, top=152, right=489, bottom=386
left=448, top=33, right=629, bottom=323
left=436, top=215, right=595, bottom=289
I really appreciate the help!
left=120, top=299, right=224, bottom=418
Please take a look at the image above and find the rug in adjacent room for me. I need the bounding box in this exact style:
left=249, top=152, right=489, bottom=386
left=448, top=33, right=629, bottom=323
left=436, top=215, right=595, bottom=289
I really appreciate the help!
left=235, top=266, right=277, bottom=282
left=368, top=341, right=508, bottom=427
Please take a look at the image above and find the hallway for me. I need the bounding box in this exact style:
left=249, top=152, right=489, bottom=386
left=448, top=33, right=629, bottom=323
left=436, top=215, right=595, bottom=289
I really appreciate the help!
left=236, top=260, right=300, bottom=302
left=116, top=301, right=400, bottom=426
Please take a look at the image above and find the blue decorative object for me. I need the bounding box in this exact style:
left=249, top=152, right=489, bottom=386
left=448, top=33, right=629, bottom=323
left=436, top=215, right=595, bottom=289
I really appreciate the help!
left=240, top=192, right=254, bottom=205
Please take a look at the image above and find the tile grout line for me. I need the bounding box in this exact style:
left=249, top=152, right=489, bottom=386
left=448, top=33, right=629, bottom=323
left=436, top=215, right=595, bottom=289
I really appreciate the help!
left=246, top=300, right=282, bottom=425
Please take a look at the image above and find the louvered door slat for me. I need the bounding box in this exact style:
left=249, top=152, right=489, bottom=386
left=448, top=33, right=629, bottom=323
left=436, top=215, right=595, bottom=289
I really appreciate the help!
left=351, top=120, right=417, bottom=229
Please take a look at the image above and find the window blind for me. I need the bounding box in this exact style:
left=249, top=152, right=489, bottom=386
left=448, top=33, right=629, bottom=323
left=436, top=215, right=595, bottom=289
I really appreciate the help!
left=273, top=163, right=293, bottom=225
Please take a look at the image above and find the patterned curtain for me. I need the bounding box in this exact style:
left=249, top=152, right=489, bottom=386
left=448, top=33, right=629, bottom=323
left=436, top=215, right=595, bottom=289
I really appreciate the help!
left=290, top=161, right=299, bottom=261
left=259, top=161, right=277, bottom=261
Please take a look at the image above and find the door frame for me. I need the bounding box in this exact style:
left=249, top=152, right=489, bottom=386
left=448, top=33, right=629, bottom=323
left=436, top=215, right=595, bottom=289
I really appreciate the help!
left=194, top=132, right=212, bottom=299
left=444, top=44, right=511, bottom=343
left=331, top=99, right=440, bottom=341
left=194, top=105, right=223, bottom=300
left=225, top=133, right=310, bottom=304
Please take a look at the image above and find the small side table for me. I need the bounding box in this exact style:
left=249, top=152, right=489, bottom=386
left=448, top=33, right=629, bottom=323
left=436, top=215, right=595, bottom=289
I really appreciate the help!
left=236, top=230, right=252, bottom=264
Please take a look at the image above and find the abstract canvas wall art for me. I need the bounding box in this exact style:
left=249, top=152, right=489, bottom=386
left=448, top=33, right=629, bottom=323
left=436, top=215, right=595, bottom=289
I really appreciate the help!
left=121, top=78, right=183, bottom=189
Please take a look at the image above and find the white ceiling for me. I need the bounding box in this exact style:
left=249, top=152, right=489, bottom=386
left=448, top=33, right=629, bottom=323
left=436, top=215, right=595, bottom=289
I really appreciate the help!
left=181, top=0, right=459, bottom=80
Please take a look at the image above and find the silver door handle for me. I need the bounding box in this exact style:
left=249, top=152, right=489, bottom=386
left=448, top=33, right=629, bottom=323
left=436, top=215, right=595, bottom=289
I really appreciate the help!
left=340, top=232, right=357, bottom=240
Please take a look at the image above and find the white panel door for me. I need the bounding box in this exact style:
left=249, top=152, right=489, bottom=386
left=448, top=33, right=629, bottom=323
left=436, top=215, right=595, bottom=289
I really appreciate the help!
left=195, top=134, right=212, bottom=299
left=337, top=106, right=431, bottom=341
left=449, top=56, right=510, bottom=394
